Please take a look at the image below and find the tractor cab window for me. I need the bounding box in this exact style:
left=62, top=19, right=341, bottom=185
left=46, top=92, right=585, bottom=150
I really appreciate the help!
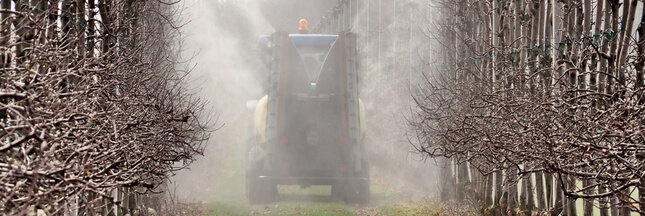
left=296, top=46, right=330, bottom=83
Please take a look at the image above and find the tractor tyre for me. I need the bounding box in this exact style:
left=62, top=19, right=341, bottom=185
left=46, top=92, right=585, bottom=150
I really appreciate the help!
left=331, top=182, right=345, bottom=202
left=246, top=169, right=277, bottom=204
left=345, top=160, right=370, bottom=205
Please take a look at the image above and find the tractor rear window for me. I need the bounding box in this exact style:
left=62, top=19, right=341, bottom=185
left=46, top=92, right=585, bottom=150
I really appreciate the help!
left=296, top=46, right=330, bottom=83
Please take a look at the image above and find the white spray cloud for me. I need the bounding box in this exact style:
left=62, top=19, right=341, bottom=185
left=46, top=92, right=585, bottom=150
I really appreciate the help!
left=170, top=0, right=272, bottom=202
left=170, top=0, right=444, bottom=203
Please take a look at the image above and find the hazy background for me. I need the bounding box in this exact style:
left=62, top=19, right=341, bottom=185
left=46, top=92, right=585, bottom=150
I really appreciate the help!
left=170, top=0, right=441, bottom=203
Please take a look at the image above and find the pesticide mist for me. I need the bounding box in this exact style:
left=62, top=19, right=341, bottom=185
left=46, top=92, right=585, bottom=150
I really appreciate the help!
left=170, top=0, right=442, bottom=205
left=169, top=1, right=271, bottom=202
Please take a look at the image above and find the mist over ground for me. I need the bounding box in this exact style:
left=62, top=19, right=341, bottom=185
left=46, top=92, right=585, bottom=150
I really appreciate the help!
left=170, top=0, right=440, bottom=203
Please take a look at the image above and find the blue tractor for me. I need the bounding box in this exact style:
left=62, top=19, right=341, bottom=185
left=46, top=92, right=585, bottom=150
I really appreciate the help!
left=246, top=31, right=369, bottom=204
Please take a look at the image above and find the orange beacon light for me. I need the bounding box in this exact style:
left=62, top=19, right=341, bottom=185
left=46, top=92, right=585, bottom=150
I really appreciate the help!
left=299, top=19, right=309, bottom=33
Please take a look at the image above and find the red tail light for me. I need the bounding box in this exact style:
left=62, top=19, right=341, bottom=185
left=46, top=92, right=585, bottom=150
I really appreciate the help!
left=280, top=135, right=289, bottom=145
left=339, top=164, right=348, bottom=173
left=338, top=136, right=347, bottom=146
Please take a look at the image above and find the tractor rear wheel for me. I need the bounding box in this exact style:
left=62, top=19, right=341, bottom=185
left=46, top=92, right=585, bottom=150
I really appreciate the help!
left=331, top=160, right=370, bottom=205
left=247, top=170, right=277, bottom=204
left=345, top=177, right=370, bottom=205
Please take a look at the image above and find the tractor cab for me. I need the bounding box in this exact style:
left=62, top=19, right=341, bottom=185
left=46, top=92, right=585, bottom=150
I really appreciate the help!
left=257, top=34, right=338, bottom=84
left=246, top=27, right=368, bottom=205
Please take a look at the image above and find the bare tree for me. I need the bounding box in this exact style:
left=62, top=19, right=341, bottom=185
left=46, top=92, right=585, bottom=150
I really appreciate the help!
left=0, top=1, right=211, bottom=215
left=407, top=0, right=645, bottom=215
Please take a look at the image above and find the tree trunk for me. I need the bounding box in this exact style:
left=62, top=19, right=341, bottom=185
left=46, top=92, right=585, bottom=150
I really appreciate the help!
left=535, top=172, right=546, bottom=211
left=599, top=185, right=609, bottom=216
left=486, top=174, right=494, bottom=207
left=470, top=166, right=483, bottom=205
left=508, top=167, right=518, bottom=215
left=616, top=0, right=636, bottom=74
left=611, top=194, right=619, bottom=216
left=582, top=1, right=594, bottom=214
left=574, top=0, right=585, bottom=90
left=98, top=1, right=112, bottom=53
left=61, top=0, right=72, bottom=48
left=599, top=0, right=611, bottom=95
left=526, top=174, right=535, bottom=214
left=441, top=158, right=455, bottom=201
left=127, top=0, right=138, bottom=49
left=47, top=1, right=57, bottom=40
left=87, top=0, right=96, bottom=58
left=477, top=0, right=490, bottom=83
left=14, top=0, right=31, bottom=64
left=0, top=0, right=11, bottom=136
left=567, top=176, right=577, bottom=216
left=76, top=0, right=85, bottom=57
left=495, top=170, right=504, bottom=209
left=607, top=0, right=620, bottom=97
left=640, top=179, right=645, bottom=216
left=520, top=173, right=529, bottom=213
left=457, top=162, right=470, bottom=201
left=636, top=2, right=645, bottom=89
left=0, top=0, right=11, bottom=67
left=620, top=200, right=631, bottom=216
left=583, top=180, right=593, bottom=216
left=545, top=173, right=553, bottom=210
left=552, top=175, right=564, bottom=216
left=591, top=0, right=604, bottom=94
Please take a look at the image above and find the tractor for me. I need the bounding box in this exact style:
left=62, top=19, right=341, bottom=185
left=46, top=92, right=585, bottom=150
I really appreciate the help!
left=245, top=28, right=369, bottom=204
